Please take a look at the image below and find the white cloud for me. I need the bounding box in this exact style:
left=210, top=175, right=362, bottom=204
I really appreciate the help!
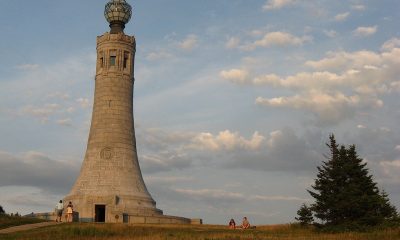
left=353, top=25, right=378, bottom=37
left=381, top=38, right=400, bottom=51
left=334, top=12, right=350, bottom=22
left=357, top=124, right=367, bottom=129
left=230, top=42, right=400, bottom=124
left=263, top=0, right=296, bottom=10
left=243, top=32, right=311, bottom=50
left=15, top=64, right=40, bottom=71
left=137, top=127, right=269, bottom=172
left=178, top=34, right=198, bottom=51
left=253, top=74, right=281, bottom=86
left=220, top=69, right=250, bottom=84
left=256, top=92, right=373, bottom=124
left=305, top=50, right=381, bottom=71
left=190, top=130, right=265, bottom=151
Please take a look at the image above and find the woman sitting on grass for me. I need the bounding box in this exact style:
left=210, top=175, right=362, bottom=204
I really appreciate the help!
left=228, top=219, right=236, bottom=229
left=241, top=217, right=250, bottom=229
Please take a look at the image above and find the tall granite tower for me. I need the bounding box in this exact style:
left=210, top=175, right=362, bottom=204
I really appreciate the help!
left=64, top=0, right=194, bottom=224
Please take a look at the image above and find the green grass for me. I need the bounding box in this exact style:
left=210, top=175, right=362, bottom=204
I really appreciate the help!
left=1, top=223, right=400, bottom=240
left=0, top=215, right=47, bottom=230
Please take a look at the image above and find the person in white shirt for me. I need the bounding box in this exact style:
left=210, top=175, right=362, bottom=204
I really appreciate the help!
left=55, top=200, right=64, bottom=222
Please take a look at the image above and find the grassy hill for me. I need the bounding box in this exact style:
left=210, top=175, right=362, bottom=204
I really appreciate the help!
left=1, top=222, right=400, bottom=240
left=0, top=214, right=47, bottom=230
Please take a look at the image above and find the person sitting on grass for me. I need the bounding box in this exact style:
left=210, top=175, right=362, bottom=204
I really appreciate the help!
left=228, top=218, right=236, bottom=229
left=241, top=217, right=250, bottom=229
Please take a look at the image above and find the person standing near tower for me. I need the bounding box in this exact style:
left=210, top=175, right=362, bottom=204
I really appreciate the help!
left=55, top=200, right=63, bottom=222
left=66, top=202, right=73, bottom=222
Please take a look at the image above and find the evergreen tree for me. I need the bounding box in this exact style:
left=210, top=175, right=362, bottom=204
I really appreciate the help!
left=308, top=134, right=398, bottom=229
left=295, top=203, right=314, bottom=226
left=0, top=205, right=4, bottom=214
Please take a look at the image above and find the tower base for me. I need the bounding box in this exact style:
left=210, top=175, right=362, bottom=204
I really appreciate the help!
left=63, top=194, right=198, bottom=224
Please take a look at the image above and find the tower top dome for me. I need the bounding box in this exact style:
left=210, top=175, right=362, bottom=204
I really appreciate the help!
left=104, top=0, right=132, bottom=34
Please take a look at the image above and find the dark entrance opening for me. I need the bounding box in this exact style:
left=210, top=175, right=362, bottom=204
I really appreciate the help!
left=95, top=205, right=106, bottom=222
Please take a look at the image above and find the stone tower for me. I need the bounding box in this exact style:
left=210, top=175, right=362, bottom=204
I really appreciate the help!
left=64, top=0, right=194, bottom=224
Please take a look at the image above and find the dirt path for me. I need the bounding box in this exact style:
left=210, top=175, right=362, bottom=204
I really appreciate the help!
left=0, top=222, right=61, bottom=234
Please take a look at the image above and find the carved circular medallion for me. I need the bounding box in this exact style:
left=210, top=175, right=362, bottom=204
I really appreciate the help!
left=100, top=147, right=113, bottom=159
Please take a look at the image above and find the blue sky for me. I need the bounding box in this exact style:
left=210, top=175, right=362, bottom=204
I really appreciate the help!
left=0, top=0, right=399, bottom=224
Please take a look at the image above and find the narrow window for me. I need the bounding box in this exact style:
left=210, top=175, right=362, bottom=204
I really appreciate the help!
left=123, top=52, right=129, bottom=69
left=110, top=50, right=117, bottom=66
left=99, top=51, right=104, bottom=68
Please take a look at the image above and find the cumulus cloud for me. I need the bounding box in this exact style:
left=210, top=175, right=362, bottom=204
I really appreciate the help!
left=0, top=151, right=79, bottom=194
left=190, top=130, right=265, bottom=151
left=263, top=0, right=296, bottom=10
left=256, top=92, right=381, bottom=124
left=220, top=69, right=250, bottom=84
left=305, top=50, right=381, bottom=71
left=243, top=32, right=311, bottom=50
left=138, top=128, right=322, bottom=173
left=381, top=38, right=400, bottom=51
left=236, top=42, right=400, bottom=125
left=137, top=126, right=328, bottom=173
left=353, top=25, right=378, bottom=37
left=137, top=128, right=267, bottom=172
left=225, top=128, right=322, bottom=172
left=178, top=34, right=198, bottom=51
left=334, top=12, right=350, bottom=22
